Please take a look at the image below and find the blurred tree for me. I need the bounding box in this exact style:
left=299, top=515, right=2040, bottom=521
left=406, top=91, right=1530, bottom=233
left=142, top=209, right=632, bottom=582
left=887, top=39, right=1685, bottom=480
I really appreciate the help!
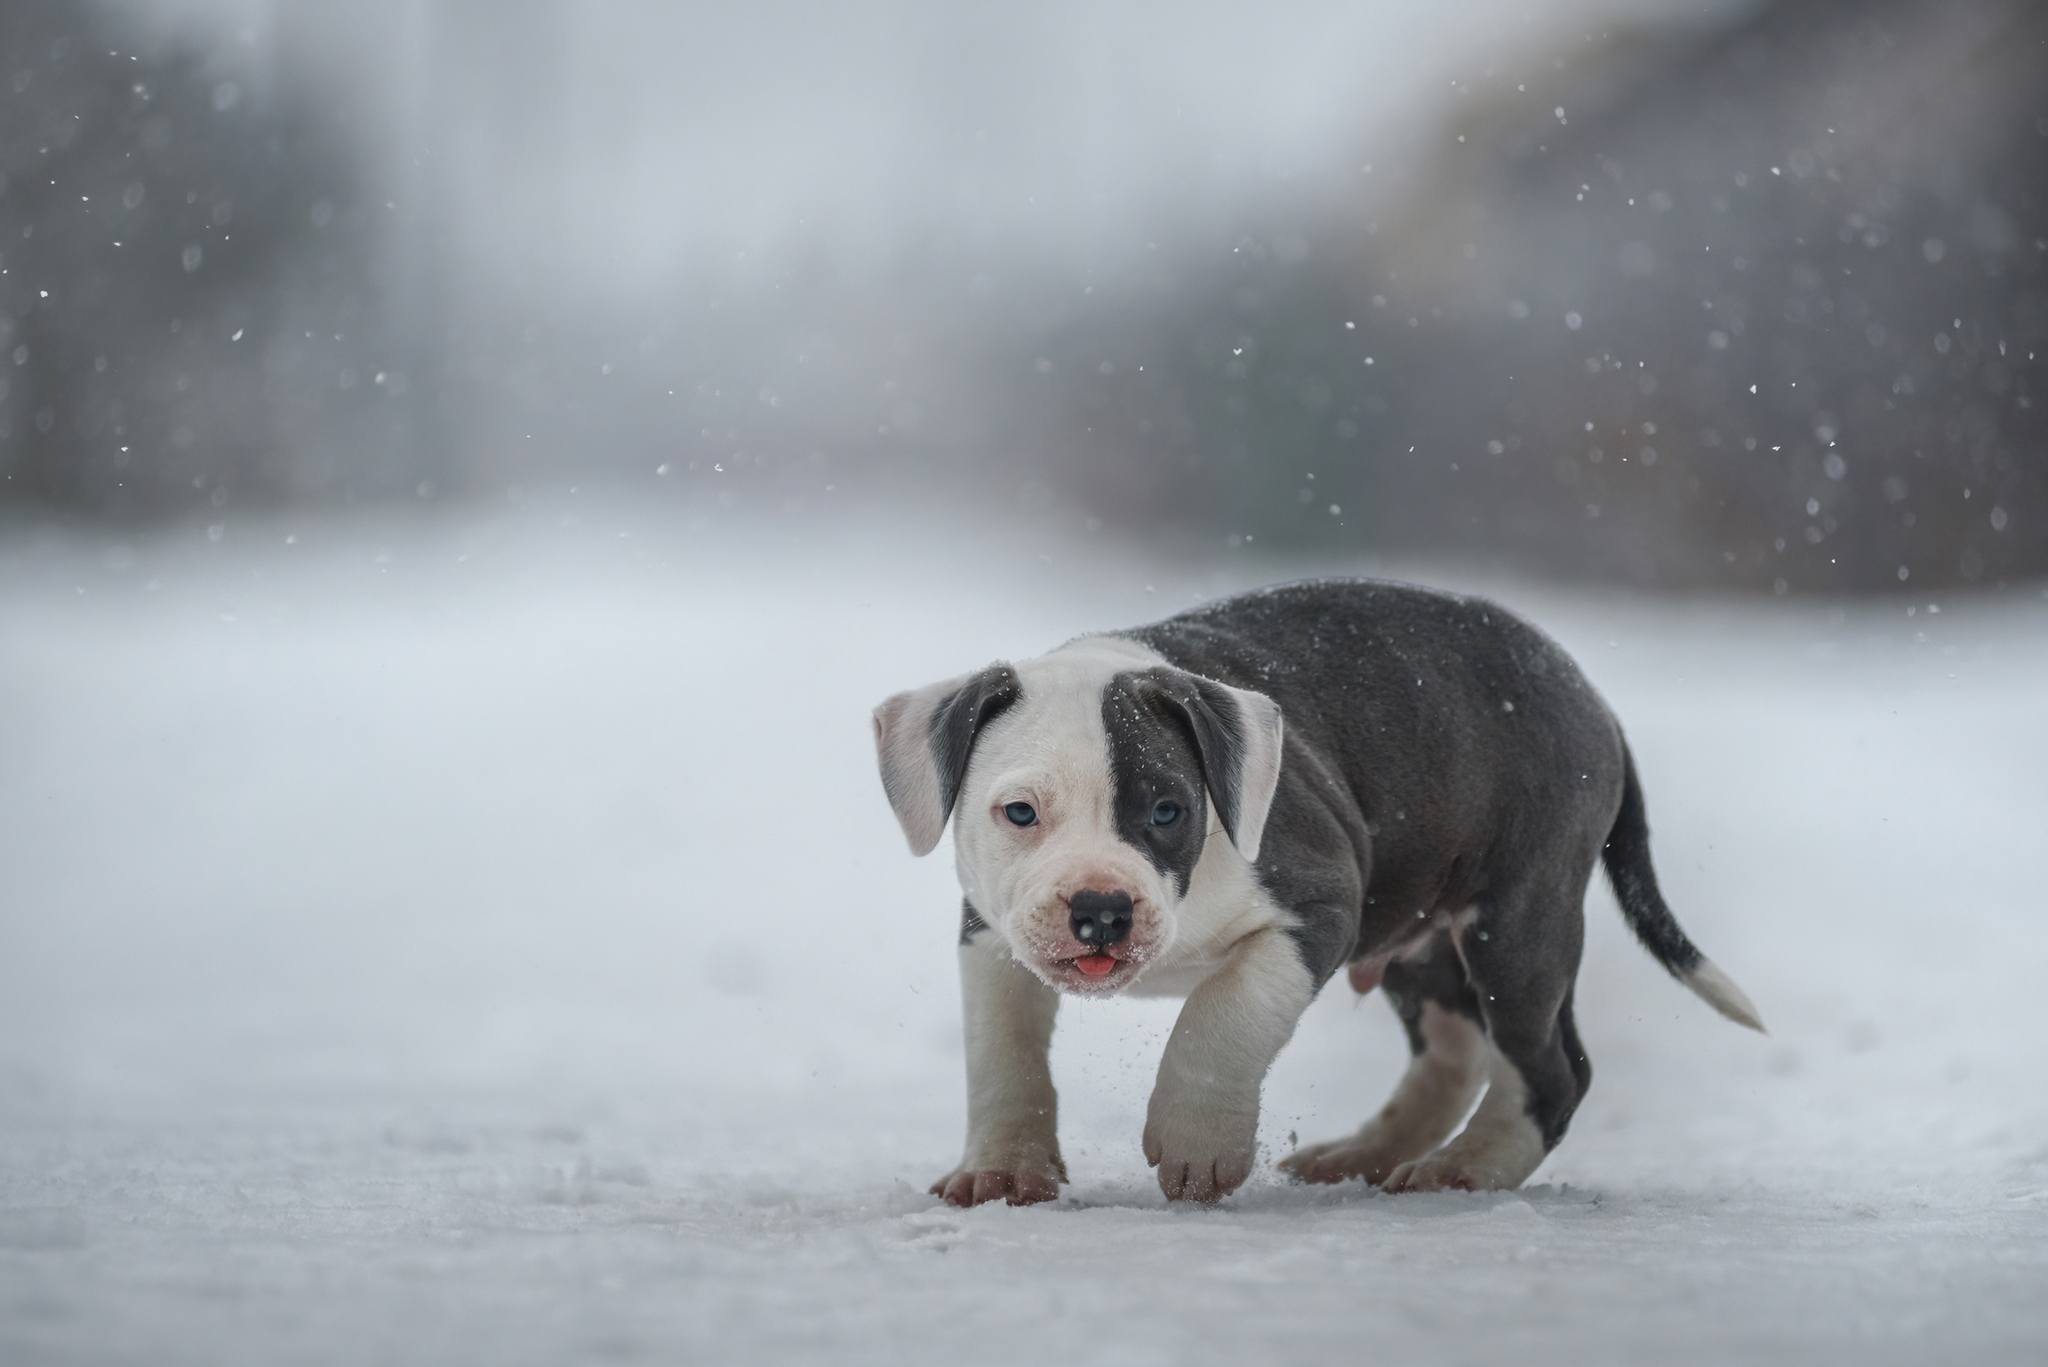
left=0, top=0, right=435, bottom=521
left=1027, top=0, right=2046, bottom=591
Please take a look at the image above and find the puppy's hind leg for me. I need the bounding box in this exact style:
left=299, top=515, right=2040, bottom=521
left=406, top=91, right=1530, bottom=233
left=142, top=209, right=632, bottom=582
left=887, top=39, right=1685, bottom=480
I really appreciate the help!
left=1282, top=947, right=1487, bottom=1186
left=1384, top=894, right=1593, bottom=1193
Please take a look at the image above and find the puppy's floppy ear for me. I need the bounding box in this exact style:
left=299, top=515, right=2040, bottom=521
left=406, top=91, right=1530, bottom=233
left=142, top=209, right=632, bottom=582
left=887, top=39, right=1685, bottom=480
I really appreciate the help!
left=872, top=663, right=1022, bottom=856
left=1147, top=668, right=1285, bottom=863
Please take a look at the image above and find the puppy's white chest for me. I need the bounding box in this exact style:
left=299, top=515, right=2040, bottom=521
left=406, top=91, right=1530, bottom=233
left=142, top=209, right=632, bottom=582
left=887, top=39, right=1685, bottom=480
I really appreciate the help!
left=1121, top=956, right=1227, bottom=998
left=1120, top=843, right=1290, bottom=998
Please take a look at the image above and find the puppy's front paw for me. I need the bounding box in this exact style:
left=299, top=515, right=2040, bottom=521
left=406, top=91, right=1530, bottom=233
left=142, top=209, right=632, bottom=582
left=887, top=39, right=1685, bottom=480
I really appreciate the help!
left=930, top=1152, right=1065, bottom=1208
left=1143, top=1090, right=1258, bottom=1204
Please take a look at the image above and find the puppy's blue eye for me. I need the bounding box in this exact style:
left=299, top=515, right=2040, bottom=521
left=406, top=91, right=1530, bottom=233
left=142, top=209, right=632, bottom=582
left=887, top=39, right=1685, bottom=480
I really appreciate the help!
left=1003, top=802, right=1038, bottom=827
left=1150, top=800, right=1181, bottom=827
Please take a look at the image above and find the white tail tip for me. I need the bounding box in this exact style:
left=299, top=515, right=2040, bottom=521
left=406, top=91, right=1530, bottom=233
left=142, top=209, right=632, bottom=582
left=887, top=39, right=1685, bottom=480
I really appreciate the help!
left=1685, top=959, right=1766, bottom=1033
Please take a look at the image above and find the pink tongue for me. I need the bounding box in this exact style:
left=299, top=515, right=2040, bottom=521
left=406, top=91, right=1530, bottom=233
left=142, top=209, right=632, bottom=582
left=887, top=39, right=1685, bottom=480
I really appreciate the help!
left=1075, top=954, right=1118, bottom=976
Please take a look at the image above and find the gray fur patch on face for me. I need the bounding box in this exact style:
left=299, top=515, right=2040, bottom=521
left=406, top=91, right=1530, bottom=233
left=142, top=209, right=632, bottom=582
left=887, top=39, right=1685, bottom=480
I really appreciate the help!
left=1100, top=671, right=1212, bottom=896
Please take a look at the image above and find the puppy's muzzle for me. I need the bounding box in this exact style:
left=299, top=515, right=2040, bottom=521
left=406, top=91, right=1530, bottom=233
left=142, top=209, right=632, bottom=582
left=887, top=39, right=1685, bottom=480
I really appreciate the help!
left=1068, top=890, right=1134, bottom=948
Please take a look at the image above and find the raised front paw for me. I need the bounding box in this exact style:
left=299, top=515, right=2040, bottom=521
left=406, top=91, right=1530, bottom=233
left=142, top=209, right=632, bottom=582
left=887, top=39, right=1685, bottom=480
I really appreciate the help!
left=1143, top=1092, right=1259, bottom=1204
left=930, top=1152, right=1066, bottom=1208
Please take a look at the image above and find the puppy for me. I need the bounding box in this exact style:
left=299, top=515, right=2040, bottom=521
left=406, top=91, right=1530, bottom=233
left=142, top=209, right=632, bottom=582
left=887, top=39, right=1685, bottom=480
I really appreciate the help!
left=873, top=579, right=1761, bottom=1206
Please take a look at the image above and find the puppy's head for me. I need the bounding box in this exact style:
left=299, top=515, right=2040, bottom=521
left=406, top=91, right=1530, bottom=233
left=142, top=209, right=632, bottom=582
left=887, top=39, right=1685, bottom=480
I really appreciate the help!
left=873, top=638, right=1283, bottom=994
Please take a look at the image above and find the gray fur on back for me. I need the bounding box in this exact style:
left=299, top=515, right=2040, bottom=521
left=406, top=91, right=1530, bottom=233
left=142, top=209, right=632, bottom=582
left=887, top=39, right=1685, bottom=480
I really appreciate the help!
left=1117, top=578, right=1625, bottom=986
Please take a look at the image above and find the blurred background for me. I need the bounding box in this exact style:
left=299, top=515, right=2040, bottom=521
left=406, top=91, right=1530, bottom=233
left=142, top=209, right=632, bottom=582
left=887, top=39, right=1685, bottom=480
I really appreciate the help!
left=5, top=7, right=2048, bottom=1357
left=3, top=0, right=2041, bottom=592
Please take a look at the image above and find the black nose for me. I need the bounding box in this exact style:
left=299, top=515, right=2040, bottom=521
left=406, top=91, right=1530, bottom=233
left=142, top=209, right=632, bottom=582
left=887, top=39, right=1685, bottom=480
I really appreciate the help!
left=1069, top=890, right=1134, bottom=948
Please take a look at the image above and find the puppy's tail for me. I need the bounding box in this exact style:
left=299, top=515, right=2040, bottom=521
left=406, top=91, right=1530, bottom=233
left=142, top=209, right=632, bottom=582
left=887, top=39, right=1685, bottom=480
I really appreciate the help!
left=1601, top=746, right=1766, bottom=1033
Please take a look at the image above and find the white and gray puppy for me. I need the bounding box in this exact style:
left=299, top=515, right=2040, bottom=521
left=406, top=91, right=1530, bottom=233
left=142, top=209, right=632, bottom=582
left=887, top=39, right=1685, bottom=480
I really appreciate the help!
left=874, top=579, right=1761, bottom=1206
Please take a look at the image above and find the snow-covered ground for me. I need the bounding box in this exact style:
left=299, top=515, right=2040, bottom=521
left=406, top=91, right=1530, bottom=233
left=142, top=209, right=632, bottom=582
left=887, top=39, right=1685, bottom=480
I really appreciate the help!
left=3, top=498, right=2045, bottom=1365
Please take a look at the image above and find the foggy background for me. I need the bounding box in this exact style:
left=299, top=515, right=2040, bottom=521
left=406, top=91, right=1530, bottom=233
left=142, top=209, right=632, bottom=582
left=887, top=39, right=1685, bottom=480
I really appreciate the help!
left=5, top=4, right=2048, bottom=1364
left=4, top=0, right=2040, bottom=590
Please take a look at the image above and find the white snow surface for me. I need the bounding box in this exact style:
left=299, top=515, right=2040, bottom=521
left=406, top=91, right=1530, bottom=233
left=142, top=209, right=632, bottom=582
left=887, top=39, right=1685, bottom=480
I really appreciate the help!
left=3, top=500, right=2045, bottom=1365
